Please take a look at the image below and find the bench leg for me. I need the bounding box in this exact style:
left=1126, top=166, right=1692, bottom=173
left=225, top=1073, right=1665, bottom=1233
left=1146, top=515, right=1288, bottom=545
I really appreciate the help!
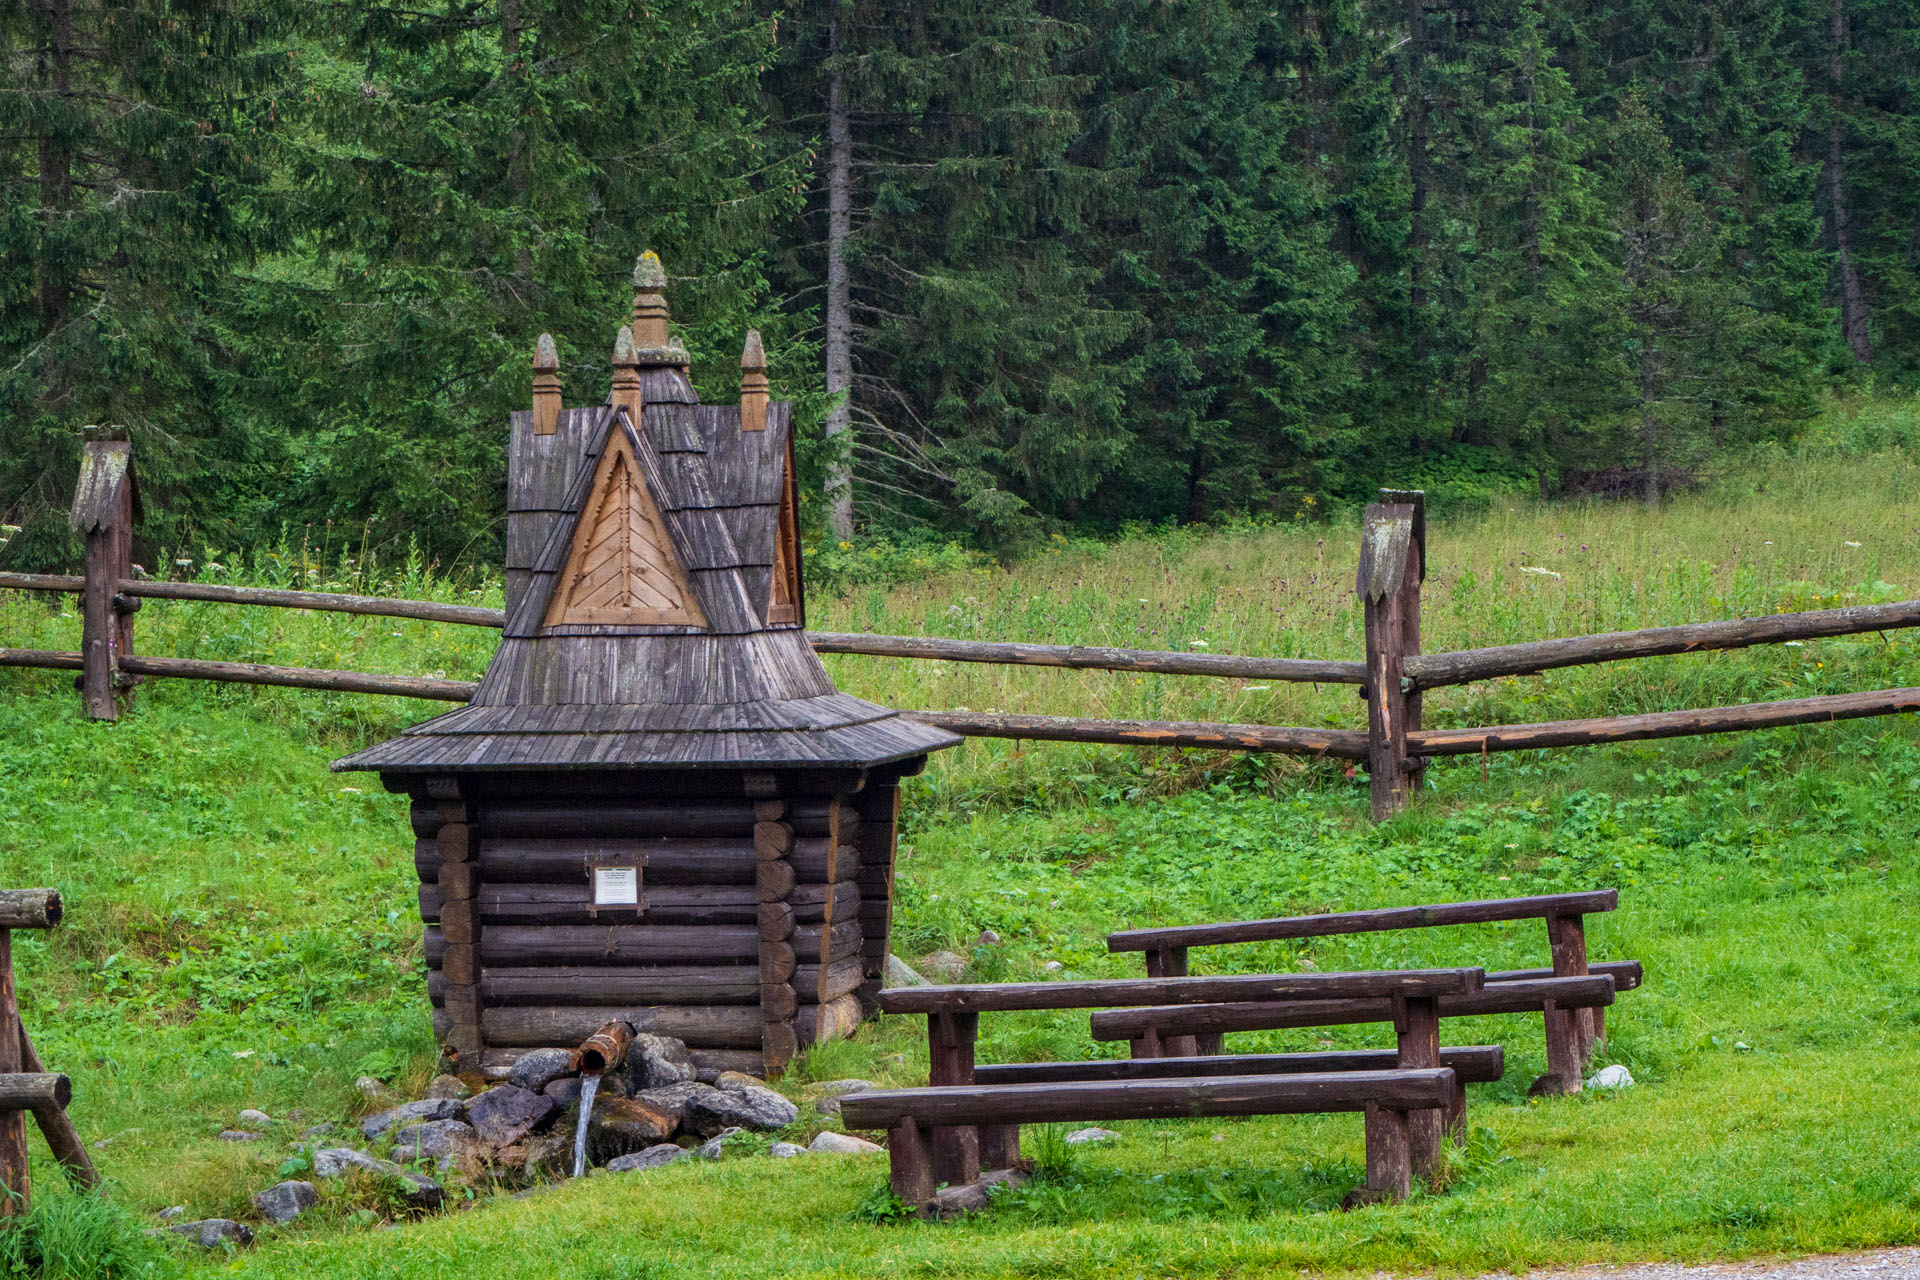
left=979, top=1124, right=1021, bottom=1171
left=1530, top=998, right=1584, bottom=1096
left=890, top=1118, right=936, bottom=1208
left=1443, top=1076, right=1467, bottom=1147
left=928, top=1010, right=982, bottom=1187
left=1395, top=996, right=1444, bottom=1179
left=1144, top=948, right=1198, bottom=1056
left=1547, top=912, right=1598, bottom=1066
left=1353, top=1102, right=1411, bottom=1204
left=1195, top=1032, right=1226, bottom=1056
left=1129, top=1029, right=1163, bottom=1059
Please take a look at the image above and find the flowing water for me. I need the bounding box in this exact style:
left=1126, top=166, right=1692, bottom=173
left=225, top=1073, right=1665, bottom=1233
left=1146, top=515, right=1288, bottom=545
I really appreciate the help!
left=572, top=1072, right=601, bottom=1178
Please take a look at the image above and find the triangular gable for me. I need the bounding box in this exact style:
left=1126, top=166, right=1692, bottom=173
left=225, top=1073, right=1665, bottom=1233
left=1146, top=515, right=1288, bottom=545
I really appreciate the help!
left=542, top=416, right=708, bottom=628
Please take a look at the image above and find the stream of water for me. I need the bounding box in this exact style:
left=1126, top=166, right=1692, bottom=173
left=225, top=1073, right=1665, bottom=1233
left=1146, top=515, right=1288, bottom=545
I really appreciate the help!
left=572, top=1072, right=601, bottom=1178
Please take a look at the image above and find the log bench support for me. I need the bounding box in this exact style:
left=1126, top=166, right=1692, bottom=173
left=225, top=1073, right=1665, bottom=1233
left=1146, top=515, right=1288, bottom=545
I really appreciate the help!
left=843, top=1069, right=1458, bottom=1216
left=0, top=890, right=96, bottom=1215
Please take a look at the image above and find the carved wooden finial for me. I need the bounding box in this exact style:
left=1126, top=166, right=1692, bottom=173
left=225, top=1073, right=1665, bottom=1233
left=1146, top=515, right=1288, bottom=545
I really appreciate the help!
left=532, top=333, right=562, bottom=436
left=610, top=324, right=642, bottom=422
left=740, top=330, right=769, bottom=433
left=631, top=251, right=671, bottom=351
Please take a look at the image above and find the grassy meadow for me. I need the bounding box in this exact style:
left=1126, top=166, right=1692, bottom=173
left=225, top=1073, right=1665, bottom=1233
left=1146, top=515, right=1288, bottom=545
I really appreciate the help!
left=6, top=396, right=1920, bottom=1275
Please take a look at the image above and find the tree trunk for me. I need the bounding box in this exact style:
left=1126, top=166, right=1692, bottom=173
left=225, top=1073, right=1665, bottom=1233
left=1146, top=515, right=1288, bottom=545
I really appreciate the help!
left=1639, top=331, right=1659, bottom=508
left=37, top=0, right=74, bottom=330
left=503, top=0, right=532, bottom=288
left=1828, top=0, right=1873, bottom=363
left=1405, top=0, right=1431, bottom=362
left=823, top=11, right=856, bottom=542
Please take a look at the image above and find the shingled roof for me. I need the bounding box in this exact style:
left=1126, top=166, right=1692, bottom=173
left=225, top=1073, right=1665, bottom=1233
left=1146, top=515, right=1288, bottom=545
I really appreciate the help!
left=335, top=269, right=958, bottom=774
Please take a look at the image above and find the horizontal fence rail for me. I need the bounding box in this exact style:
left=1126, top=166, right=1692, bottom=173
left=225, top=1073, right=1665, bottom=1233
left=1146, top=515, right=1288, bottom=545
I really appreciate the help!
left=10, top=464, right=1920, bottom=820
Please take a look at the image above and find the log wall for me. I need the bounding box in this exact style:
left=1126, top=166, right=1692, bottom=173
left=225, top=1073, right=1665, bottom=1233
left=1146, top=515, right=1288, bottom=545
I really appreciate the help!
left=404, top=770, right=884, bottom=1078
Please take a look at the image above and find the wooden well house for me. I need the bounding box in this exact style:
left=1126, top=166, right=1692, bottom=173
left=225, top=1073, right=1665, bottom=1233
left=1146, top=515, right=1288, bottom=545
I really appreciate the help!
left=336, top=254, right=959, bottom=1080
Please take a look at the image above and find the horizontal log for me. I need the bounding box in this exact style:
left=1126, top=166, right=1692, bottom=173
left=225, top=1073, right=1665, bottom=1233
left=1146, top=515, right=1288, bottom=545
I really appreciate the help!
left=117, top=579, right=506, bottom=628
left=475, top=805, right=841, bottom=838
left=118, top=654, right=475, bottom=701
left=838, top=1068, right=1457, bottom=1130
left=1107, top=891, right=1617, bottom=952
left=905, top=711, right=1370, bottom=759
left=974, top=1046, right=1505, bottom=1086
left=0, top=889, right=62, bottom=929
left=0, top=573, right=85, bottom=593
left=1087, top=974, right=1617, bottom=1042
left=0, top=1073, right=70, bottom=1109
left=795, top=993, right=863, bottom=1046
left=878, top=968, right=1484, bottom=1016
left=426, top=919, right=861, bottom=968
left=1489, top=959, right=1642, bottom=991
left=689, top=1049, right=765, bottom=1078
left=1406, top=687, right=1920, bottom=757
left=430, top=966, right=761, bottom=1006
left=1406, top=598, right=1920, bottom=688
left=809, top=632, right=1366, bottom=685
left=0, top=648, right=84, bottom=672
left=808, top=956, right=868, bottom=1005
left=482, top=1004, right=764, bottom=1049
left=417, top=881, right=859, bottom=928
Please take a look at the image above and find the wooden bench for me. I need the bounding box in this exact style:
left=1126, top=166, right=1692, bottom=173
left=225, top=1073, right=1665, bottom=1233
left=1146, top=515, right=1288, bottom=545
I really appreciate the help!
left=1107, top=890, right=1629, bottom=1092
left=859, top=967, right=1485, bottom=1210
left=840, top=1068, right=1458, bottom=1212
left=1089, top=971, right=1626, bottom=1094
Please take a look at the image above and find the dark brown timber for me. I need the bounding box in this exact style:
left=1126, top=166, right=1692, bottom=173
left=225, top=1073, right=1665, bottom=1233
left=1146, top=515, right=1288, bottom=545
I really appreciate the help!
left=1108, top=891, right=1616, bottom=952
left=17, top=1024, right=95, bottom=1189
left=0, top=1075, right=68, bottom=1110
left=0, top=891, right=61, bottom=930
left=119, top=655, right=476, bottom=701
left=879, top=969, right=1484, bottom=1015
left=905, top=712, right=1370, bottom=759
left=116, top=580, right=506, bottom=628
left=973, top=1046, right=1503, bottom=1085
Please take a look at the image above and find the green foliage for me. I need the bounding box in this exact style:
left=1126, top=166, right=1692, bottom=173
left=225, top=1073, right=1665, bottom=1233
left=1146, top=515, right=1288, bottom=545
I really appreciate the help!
left=0, top=1192, right=181, bottom=1280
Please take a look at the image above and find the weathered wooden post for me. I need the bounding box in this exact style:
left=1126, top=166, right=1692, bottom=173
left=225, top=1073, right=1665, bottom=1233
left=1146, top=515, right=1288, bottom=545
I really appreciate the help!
left=69, top=430, right=140, bottom=721
left=0, top=888, right=94, bottom=1215
left=1357, top=490, right=1425, bottom=819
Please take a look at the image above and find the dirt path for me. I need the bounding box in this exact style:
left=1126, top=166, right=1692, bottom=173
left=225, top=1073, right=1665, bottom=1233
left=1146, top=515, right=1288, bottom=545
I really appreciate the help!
left=1489, top=1248, right=1920, bottom=1279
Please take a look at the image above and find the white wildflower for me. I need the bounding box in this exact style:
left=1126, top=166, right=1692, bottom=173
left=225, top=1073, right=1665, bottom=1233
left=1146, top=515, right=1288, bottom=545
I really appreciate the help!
left=1188, top=639, right=1209, bottom=647
left=1519, top=566, right=1562, bottom=580
left=1845, top=541, right=1862, bottom=548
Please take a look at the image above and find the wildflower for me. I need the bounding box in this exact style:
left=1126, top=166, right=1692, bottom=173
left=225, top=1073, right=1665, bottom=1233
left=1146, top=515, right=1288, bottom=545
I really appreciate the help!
left=1785, top=641, right=1803, bottom=647
left=1137, top=598, right=1149, bottom=604
left=339, top=786, right=362, bottom=794
left=1188, top=639, right=1209, bottom=648
left=1845, top=541, right=1862, bottom=548
left=174, top=557, right=194, bottom=568
left=1244, top=686, right=1270, bottom=693
left=1519, top=566, right=1562, bottom=580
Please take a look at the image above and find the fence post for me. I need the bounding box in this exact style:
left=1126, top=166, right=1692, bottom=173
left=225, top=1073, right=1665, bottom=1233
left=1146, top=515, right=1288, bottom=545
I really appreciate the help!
left=69, top=431, right=139, bottom=721
left=1358, top=491, right=1425, bottom=819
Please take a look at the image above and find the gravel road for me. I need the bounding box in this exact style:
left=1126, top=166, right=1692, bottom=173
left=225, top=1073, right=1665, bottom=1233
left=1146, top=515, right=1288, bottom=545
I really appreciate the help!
left=1488, top=1248, right=1920, bottom=1279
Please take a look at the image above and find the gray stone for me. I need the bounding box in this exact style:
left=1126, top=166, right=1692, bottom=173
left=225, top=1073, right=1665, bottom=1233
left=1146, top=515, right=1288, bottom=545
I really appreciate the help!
left=918, top=950, right=967, bottom=982
left=170, top=1218, right=253, bottom=1248
left=157, top=1205, right=186, bottom=1221
left=1065, top=1127, right=1119, bottom=1145
left=360, top=1098, right=462, bottom=1141
left=250, top=1181, right=318, bottom=1225
left=237, top=1109, right=273, bottom=1129
left=355, top=1076, right=391, bottom=1100
left=605, top=1143, right=690, bottom=1173
left=217, top=1130, right=263, bottom=1142
left=768, top=1142, right=807, bottom=1158
left=1041, top=960, right=1065, bottom=972
left=587, top=1094, right=677, bottom=1155
left=300, top=1123, right=335, bottom=1140
left=1587, top=1064, right=1636, bottom=1090
left=693, top=1077, right=797, bottom=1132
left=808, top=1130, right=883, bottom=1155
left=811, top=1079, right=876, bottom=1116
left=885, top=954, right=928, bottom=987
left=389, top=1119, right=478, bottom=1169
left=309, top=1148, right=442, bottom=1210
left=697, top=1127, right=747, bottom=1159
left=619, top=1034, right=697, bottom=1092
left=506, top=1049, right=574, bottom=1094
left=544, top=1076, right=583, bottom=1105
left=465, top=1085, right=558, bottom=1148
left=934, top=1168, right=1026, bottom=1216
left=425, top=1074, right=471, bottom=1101
left=977, top=929, right=1001, bottom=946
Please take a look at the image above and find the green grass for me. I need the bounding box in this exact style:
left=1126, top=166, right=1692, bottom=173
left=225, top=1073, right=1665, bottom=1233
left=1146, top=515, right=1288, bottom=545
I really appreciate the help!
left=6, top=395, right=1920, bottom=1274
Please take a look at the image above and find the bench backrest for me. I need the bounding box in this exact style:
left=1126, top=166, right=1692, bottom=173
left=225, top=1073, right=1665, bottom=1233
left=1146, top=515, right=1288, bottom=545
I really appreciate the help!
left=876, top=967, right=1484, bottom=1016
left=973, top=1045, right=1504, bottom=1086
left=1106, top=889, right=1617, bottom=954
left=1088, top=973, right=1616, bottom=1042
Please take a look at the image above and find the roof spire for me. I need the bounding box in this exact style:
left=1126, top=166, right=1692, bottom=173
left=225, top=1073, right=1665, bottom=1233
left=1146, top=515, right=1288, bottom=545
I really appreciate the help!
left=610, top=324, right=642, bottom=422
left=631, top=251, right=670, bottom=352
left=532, top=333, right=562, bottom=436
left=739, top=330, right=769, bottom=433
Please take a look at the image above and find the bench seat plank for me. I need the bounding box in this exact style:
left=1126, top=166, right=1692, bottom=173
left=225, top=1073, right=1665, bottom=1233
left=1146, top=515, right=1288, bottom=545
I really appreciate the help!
left=1489, top=959, right=1640, bottom=990
left=877, top=968, right=1482, bottom=1015
left=1090, top=974, right=1615, bottom=1042
left=1107, top=890, right=1618, bottom=952
left=974, top=1046, right=1503, bottom=1086
left=838, top=1067, right=1457, bottom=1130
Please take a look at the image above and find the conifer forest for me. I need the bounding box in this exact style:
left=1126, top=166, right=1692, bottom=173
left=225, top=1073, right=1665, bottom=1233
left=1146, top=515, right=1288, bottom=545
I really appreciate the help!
left=3, top=0, right=1918, bottom=568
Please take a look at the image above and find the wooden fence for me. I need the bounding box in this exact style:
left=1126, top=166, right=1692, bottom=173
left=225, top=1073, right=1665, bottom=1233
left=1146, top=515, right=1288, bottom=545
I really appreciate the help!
left=0, top=888, right=97, bottom=1214
left=5, top=439, right=1920, bottom=818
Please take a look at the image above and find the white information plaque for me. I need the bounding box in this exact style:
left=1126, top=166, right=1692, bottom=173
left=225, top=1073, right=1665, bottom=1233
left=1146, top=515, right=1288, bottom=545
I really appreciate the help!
left=593, top=865, right=640, bottom=907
